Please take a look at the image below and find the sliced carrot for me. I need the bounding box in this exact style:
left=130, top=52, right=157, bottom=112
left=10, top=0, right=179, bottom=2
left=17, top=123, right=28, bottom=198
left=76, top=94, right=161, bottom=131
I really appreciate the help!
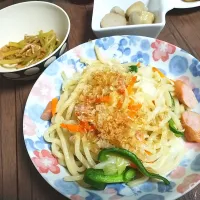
left=130, top=163, right=137, bottom=169
left=80, top=121, right=95, bottom=132
left=60, top=123, right=83, bottom=133
left=152, top=67, right=165, bottom=78
left=117, top=88, right=125, bottom=94
left=128, top=99, right=135, bottom=109
left=96, top=96, right=112, bottom=104
left=145, top=150, right=152, bottom=155
left=127, top=110, right=136, bottom=119
left=51, top=97, right=59, bottom=116
left=80, top=121, right=90, bottom=129
left=137, top=62, right=141, bottom=67
left=128, top=101, right=142, bottom=111
left=117, top=99, right=123, bottom=109
left=132, top=104, right=142, bottom=111
left=127, top=76, right=137, bottom=95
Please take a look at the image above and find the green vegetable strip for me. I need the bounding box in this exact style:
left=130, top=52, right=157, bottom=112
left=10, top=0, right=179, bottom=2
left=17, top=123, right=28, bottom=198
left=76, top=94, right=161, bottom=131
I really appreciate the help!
left=1, top=50, right=20, bottom=57
left=40, top=30, right=54, bottom=37
left=84, top=168, right=136, bottom=189
left=0, top=30, right=59, bottom=69
left=0, top=58, right=22, bottom=65
left=61, top=71, right=67, bottom=81
left=98, top=148, right=170, bottom=185
left=169, top=92, right=175, bottom=108
left=38, top=31, right=45, bottom=47
left=85, top=169, right=127, bottom=183
left=8, top=42, right=24, bottom=49
left=124, top=167, right=136, bottom=182
left=21, top=54, right=37, bottom=65
left=168, top=119, right=184, bottom=137
left=129, top=65, right=138, bottom=73
left=84, top=171, right=106, bottom=190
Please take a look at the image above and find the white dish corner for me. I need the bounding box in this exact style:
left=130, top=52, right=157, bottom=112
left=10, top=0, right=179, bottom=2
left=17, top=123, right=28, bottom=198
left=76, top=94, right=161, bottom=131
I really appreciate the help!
left=91, top=0, right=168, bottom=39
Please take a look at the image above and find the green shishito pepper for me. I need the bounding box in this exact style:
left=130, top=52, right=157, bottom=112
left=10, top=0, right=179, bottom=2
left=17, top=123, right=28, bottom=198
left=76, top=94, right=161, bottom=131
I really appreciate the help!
left=98, top=148, right=170, bottom=185
left=84, top=167, right=136, bottom=190
left=168, top=119, right=184, bottom=137
left=129, top=65, right=138, bottom=73
left=169, top=92, right=175, bottom=109
left=84, top=148, right=170, bottom=190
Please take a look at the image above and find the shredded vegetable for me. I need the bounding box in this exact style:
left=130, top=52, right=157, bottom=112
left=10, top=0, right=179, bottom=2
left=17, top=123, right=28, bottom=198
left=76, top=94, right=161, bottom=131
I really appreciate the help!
left=0, top=30, right=60, bottom=69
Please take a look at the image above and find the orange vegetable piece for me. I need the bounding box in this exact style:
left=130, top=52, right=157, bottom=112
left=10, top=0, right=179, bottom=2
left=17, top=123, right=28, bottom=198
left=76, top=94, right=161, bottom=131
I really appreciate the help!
left=127, top=76, right=137, bottom=95
left=145, top=150, right=152, bottom=155
left=80, top=121, right=95, bottom=132
left=51, top=97, right=59, bottom=116
left=41, top=101, right=52, bottom=121
left=118, top=88, right=125, bottom=94
left=137, top=62, right=141, bottom=67
left=130, top=163, right=137, bottom=169
left=152, top=67, right=165, bottom=78
left=131, top=104, right=142, bottom=111
left=128, top=99, right=135, bottom=109
left=128, top=99, right=142, bottom=111
left=60, top=123, right=83, bottom=133
left=117, top=99, right=123, bottom=109
left=146, top=160, right=156, bottom=164
left=96, top=96, right=112, bottom=104
left=127, top=110, right=136, bottom=119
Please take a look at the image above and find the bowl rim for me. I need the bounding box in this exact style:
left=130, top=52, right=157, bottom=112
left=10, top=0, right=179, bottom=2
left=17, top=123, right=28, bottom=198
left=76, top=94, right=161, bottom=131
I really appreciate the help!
left=0, top=1, right=71, bottom=74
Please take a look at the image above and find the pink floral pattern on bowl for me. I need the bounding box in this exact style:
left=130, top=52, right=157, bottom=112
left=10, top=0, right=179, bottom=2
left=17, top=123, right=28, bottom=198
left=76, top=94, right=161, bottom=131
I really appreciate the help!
left=170, top=166, right=186, bottom=179
left=73, top=46, right=83, bottom=58
left=23, top=114, right=37, bottom=136
left=32, top=150, right=60, bottom=174
left=185, top=142, right=200, bottom=152
left=109, top=195, right=122, bottom=200
left=151, top=40, right=176, bottom=62
left=31, top=75, right=54, bottom=101
left=70, top=195, right=85, bottom=200
left=177, top=174, right=200, bottom=193
left=103, top=188, right=117, bottom=195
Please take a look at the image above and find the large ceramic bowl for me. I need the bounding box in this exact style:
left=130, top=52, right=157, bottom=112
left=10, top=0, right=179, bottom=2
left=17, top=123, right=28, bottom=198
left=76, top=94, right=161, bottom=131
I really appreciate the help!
left=23, top=35, right=200, bottom=200
left=0, top=1, right=70, bottom=81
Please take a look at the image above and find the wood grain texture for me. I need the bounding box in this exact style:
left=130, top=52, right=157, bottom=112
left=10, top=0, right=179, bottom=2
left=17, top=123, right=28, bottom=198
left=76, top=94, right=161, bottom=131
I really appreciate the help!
left=159, top=9, right=200, bottom=60
left=15, top=81, right=33, bottom=200
left=0, top=1, right=200, bottom=200
left=0, top=79, right=17, bottom=200
left=0, top=79, right=3, bottom=200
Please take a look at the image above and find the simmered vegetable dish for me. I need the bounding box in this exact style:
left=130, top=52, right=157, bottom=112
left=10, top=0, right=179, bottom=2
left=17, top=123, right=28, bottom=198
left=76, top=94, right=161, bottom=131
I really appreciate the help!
left=0, top=30, right=60, bottom=69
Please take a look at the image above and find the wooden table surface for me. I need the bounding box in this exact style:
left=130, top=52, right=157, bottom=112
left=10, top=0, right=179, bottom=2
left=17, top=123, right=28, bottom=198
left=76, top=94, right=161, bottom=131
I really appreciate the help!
left=0, top=0, right=200, bottom=200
